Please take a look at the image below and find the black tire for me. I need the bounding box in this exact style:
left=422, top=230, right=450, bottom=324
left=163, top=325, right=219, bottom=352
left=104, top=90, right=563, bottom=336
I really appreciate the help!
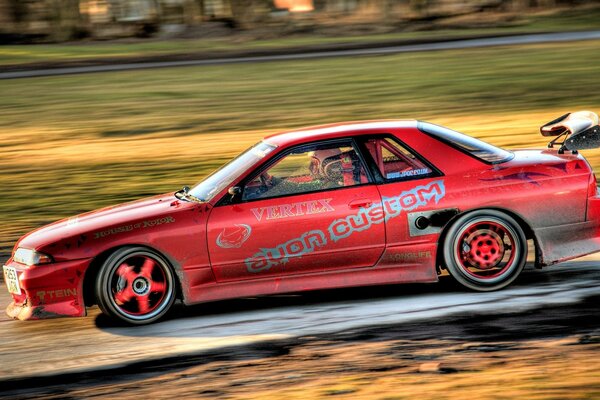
left=95, top=246, right=176, bottom=325
left=442, top=210, right=527, bottom=291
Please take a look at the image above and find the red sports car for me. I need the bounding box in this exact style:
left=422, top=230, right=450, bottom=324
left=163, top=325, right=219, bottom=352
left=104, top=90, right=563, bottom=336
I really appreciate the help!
left=4, top=111, right=600, bottom=324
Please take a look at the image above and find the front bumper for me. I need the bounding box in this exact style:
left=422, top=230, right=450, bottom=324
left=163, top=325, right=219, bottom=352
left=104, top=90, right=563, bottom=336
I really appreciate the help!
left=4, top=258, right=92, bottom=320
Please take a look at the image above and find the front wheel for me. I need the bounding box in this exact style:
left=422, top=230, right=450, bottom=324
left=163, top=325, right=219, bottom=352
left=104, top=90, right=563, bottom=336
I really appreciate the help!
left=443, top=210, right=527, bottom=291
left=95, top=246, right=176, bottom=325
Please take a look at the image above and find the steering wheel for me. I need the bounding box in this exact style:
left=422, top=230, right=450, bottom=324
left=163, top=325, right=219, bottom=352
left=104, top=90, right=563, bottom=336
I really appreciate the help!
left=321, top=157, right=343, bottom=181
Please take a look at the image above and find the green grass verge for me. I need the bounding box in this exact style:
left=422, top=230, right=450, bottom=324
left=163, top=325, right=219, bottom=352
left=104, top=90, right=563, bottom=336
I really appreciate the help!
left=1, top=39, right=600, bottom=259
left=1, top=40, right=599, bottom=135
left=1, top=7, right=600, bottom=66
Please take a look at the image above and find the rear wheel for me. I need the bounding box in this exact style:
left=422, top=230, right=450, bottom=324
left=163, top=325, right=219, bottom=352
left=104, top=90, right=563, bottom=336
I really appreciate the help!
left=443, top=210, right=527, bottom=291
left=95, top=246, right=176, bottom=325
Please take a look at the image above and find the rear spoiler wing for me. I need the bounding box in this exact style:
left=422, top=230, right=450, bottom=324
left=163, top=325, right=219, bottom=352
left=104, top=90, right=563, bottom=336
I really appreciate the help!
left=542, top=111, right=600, bottom=154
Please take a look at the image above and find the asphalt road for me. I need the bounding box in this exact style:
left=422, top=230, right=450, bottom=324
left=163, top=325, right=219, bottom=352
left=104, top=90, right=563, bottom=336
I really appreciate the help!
left=2, top=30, right=600, bottom=80
left=1, top=256, right=598, bottom=389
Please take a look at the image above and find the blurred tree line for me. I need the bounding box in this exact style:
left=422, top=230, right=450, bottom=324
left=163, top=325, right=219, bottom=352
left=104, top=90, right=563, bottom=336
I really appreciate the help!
left=0, top=0, right=595, bottom=42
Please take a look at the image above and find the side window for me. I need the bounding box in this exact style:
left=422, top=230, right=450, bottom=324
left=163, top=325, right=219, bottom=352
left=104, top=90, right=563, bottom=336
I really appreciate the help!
left=242, top=141, right=368, bottom=201
left=364, top=137, right=433, bottom=181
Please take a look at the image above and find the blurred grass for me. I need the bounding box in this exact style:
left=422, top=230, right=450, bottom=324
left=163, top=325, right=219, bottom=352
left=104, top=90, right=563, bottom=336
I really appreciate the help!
left=1, top=7, right=600, bottom=66
left=1, top=39, right=600, bottom=260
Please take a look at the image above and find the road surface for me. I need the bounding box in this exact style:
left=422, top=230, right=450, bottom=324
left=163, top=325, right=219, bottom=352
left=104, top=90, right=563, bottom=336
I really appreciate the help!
left=1, top=31, right=600, bottom=80
left=1, top=256, right=598, bottom=394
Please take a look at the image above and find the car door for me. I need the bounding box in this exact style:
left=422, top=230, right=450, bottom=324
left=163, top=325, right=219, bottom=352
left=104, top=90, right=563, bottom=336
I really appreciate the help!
left=206, top=139, right=385, bottom=282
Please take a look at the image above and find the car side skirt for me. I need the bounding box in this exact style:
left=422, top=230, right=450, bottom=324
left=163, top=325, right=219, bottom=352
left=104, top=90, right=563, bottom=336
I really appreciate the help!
left=183, top=257, right=439, bottom=306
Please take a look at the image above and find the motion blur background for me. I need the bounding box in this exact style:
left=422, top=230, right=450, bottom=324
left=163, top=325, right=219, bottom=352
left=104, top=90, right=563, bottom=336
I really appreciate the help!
left=1, top=0, right=600, bottom=41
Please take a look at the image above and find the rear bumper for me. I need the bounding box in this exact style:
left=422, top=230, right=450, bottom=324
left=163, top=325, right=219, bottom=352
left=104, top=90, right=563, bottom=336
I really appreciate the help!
left=4, top=258, right=91, bottom=320
left=535, top=196, right=600, bottom=266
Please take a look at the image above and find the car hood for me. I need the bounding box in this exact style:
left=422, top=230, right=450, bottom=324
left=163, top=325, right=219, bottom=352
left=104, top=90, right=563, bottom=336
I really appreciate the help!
left=16, top=193, right=189, bottom=251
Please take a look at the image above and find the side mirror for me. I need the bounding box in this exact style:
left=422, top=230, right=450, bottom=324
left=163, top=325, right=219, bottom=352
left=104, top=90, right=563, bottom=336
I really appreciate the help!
left=228, top=186, right=242, bottom=197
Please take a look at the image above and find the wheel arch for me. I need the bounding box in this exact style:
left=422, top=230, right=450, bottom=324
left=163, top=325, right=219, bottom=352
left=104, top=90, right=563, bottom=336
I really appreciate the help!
left=82, top=243, right=184, bottom=307
left=435, top=207, right=539, bottom=272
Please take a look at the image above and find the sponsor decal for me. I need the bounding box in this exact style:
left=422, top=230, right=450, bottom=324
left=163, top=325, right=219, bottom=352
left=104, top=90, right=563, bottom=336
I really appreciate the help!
left=36, top=288, right=78, bottom=300
left=386, top=168, right=430, bottom=179
left=385, top=251, right=432, bottom=263
left=246, top=230, right=327, bottom=272
left=94, top=216, right=175, bottom=239
left=251, top=198, right=334, bottom=221
left=217, top=224, right=252, bottom=248
left=246, top=180, right=445, bottom=273
left=142, top=217, right=176, bottom=228
left=328, top=203, right=385, bottom=243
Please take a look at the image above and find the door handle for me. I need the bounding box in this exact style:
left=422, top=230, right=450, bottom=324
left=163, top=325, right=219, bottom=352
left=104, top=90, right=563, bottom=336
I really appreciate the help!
left=348, top=199, right=373, bottom=209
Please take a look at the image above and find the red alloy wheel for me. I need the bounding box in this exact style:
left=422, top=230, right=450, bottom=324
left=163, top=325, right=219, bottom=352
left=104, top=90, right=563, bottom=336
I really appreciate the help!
left=111, top=256, right=168, bottom=316
left=444, top=210, right=527, bottom=291
left=456, top=221, right=516, bottom=280
left=96, top=247, right=176, bottom=324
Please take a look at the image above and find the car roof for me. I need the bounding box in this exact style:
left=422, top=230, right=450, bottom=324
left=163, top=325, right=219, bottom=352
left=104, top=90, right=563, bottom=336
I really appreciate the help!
left=263, top=120, right=419, bottom=147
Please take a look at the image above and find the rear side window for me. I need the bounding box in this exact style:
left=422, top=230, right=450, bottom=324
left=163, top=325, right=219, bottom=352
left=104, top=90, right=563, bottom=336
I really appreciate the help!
left=418, top=121, right=513, bottom=164
left=363, top=137, right=436, bottom=181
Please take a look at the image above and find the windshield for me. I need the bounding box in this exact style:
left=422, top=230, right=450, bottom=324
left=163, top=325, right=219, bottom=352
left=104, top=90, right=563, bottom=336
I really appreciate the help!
left=189, top=141, right=276, bottom=202
left=418, top=121, right=513, bottom=164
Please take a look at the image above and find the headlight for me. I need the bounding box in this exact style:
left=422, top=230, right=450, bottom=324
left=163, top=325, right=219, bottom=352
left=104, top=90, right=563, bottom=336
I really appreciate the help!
left=13, top=248, right=53, bottom=266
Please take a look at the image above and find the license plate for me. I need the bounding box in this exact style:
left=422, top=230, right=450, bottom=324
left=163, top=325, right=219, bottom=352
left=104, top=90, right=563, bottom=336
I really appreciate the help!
left=3, top=265, right=21, bottom=295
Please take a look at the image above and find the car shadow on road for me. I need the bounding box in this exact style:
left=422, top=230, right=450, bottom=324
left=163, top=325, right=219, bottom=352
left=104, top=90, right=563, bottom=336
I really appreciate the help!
left=95, top=273, right=457, bottom=329
left=94, top=261, right=600, bottom=334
